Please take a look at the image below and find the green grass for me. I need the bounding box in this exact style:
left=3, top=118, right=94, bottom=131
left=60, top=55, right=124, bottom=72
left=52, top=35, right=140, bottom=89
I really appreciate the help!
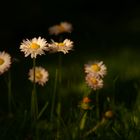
left=0, top=46, right=140, bottom=140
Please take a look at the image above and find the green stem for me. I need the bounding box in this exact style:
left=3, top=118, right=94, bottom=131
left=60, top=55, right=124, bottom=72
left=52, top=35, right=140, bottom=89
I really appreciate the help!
left=50, top=69, right=58, bottom=122
left=55, top=53, right=63, bottom=139
left=31, top=58, right=38, bottom=122
left=8, top=70, right=12, bottom=115
left=112, top=127, right=122, bottom=138
left=31, top=58, right=39, bottom=140
left=56, top=102, right=61, bottom=139
left=58, top=53, right=62, bottom=84
left=96, top=91, right=100, bottom=120
left=83, top=118, right=107, bottom=137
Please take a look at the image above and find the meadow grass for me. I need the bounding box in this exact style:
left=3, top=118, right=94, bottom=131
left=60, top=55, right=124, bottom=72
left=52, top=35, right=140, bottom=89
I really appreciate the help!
left=0, top=46, right=140, bottom=140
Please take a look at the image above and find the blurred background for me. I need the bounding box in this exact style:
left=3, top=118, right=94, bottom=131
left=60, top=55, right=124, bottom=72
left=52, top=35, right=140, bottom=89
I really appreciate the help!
left=0, top=0, right=140, bottom=101
left=0, top=0, right=140, bottom=107
left=1, top=0, right=140, bottom=51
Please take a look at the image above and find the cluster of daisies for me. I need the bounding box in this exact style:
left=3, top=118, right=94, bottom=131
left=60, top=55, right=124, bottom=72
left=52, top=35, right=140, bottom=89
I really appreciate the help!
left=78, top=62, right=107, bottom=110
left=0, top=21, right=73, bottom=86
left=84, top=61, right=107, bottom=90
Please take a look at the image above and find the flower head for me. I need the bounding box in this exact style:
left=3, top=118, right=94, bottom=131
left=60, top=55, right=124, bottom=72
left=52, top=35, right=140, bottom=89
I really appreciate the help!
left=20, top=37, right=48, bottom=58
left=82, top=97, right=91, bottom=103
left=48, top=22, right=72, bottom=35
left=85, top=61, right=107, bottom=78
left=28, top=66, right=49, bottom=86
left=48, top=39, right=73, bottom=54
left=85, top=74, right=103, bottom=90
left=104, top=110, right=114, bottom=119
left=79, top=97, right=92, bottom=110
left=0, top=51, right=11, bottom=75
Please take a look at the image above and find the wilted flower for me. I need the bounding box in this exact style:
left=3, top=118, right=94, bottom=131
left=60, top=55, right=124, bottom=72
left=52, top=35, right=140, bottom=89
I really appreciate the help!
left=48, top=39, right=73, bottom=54
left=49, top=22, right=72, bottom=35
left=104, top=110, right=114, bottom=119
left=85, top=61, right=107, bottom=78
left=28, top=66, right=49, bottom=86
left=0, top=51, right=11, bottom=75
left=85, top=74, right=103, bottom=90
left=82, top=97, right=91, bottom=103
left=20, top=37, right=48, bottom=58
left=79, top=97, right=92, bottom=110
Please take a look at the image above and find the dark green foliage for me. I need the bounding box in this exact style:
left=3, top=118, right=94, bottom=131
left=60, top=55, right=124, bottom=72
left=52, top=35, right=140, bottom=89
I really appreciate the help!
left=0, top=48, right=140, bottom=140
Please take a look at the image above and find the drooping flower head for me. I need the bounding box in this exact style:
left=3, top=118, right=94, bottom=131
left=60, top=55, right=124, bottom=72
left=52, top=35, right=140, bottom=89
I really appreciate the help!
left=0, top=51, right=11, bottom=75
left=104, top=110, right=114, bottom=119
left=48, top=39, right=73, bottom=54
left=20, top=37, right=48, bottom=58
left=85, top=73, right=103, bottom=90
left=28, top=66, right=49, bottom=86
left=78, top=97, right=92, bottom=110
left=48, top=22, right=72, bottom=35
left=82, top=97, right=91, bottom=103
left=84, top=61, right=107, bottom=78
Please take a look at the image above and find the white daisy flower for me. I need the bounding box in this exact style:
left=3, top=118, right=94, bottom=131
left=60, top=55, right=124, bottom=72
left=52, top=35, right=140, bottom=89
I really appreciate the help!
left=28, top=66, right=49, bottom=86
left=0, top=51, right=11, bottom=75
left=20, top=37, right=48, bottom=58
left=84, top=61, right=107, bottom=78
left=48, top=39, right=73, bottom=54
left=48, top=22, right=72, bottom=35
left=85, top=74, right=103, bottom=90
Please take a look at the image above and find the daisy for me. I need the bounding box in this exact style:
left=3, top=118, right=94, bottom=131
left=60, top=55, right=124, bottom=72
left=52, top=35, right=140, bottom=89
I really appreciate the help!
left=48, top=39, right=73, bottom=54
left=28, top=66, right=49, bottom=86
left=48, top=22, right=72, bottom=35
left=20, top=37, right=48, bottom=58
left=84, top=61, right=107, bottom=78
left=85, top=74, right=103, bottom=90
left=0, top=51, right=11, bottom=75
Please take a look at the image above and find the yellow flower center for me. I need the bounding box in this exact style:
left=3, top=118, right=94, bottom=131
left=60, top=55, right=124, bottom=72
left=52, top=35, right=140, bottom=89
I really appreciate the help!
left=35, top=71, right=43, bottom=79
left=58, top=43, right=65, bottom=47
left=0, top=58, right=4, bottom=65
left=91, top=64, right=100, bottom=72
left=30, top=43, right=40, bottom=50
left=91, top=78, right=98, bottom=85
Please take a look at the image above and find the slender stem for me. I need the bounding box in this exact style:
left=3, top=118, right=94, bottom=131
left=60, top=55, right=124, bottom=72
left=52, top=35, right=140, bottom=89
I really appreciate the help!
left=112, top=75, right=119, bottom=107
left=50, top=69, right=58, bottom=122
left=112, top=127, right=122, bottom=138
left=8, top=70, right=12, bottom=115
left=56, top=102, right=61, bottom=139
left=31, top=58, right=39, bottom=140
left=58, top=53, right=62, bottom=84
left=96, top=91, right=100, bottom=120
left=83, top=118, right=107, bottom=137
left=55, top=53, right=62, bottom=140
left=31, top=58, right=38, bottom=122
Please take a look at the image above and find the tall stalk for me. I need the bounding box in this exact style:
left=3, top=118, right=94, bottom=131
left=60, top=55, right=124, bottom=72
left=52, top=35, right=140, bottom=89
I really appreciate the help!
left=8, top=70, right=12, bottom=116
left=96, top=91, right=100, bottom=120
left=31, top=58, right=38, bottom=122
left=50, top=69, right=58, bottom=122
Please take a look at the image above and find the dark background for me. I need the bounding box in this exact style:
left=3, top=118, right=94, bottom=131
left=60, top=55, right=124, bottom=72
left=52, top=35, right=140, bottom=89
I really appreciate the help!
left=0, top=0, right=140, bottom=57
